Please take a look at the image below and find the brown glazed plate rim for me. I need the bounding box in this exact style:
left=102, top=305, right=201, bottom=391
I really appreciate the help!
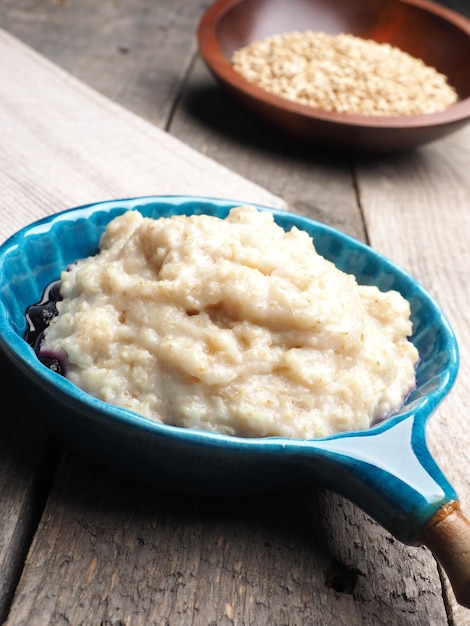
left=197, top=0, right=470, bottom=131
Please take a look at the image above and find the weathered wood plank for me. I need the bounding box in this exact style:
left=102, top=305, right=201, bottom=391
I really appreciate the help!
left=0, top=0, right=213, bottom=129
left=0, top=0, right=467, bottom=623
left=169, top=57, right=365, bottom=240
left=0, top=352, right=60, bottom=624
left=4, top=451, right=449, bottom=626
left=1, top=25, right=451, bottom=626
left=169, top=25, right=458, bottom=626
left=0, top=28, right=282, bottom=244
left=0, top=25, right=282, bottom=626
left=438, top=0, right=470, bottom=16
left=356, top=125, right=470, bottom=624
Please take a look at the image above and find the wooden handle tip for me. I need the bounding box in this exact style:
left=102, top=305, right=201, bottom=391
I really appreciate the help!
left=421, top=501, right=470, bottom=609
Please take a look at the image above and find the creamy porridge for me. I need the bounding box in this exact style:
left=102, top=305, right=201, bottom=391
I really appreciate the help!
left=39, top=206, right=418, bottom=439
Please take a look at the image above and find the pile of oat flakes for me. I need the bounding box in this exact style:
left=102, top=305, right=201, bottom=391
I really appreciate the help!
left=231, top=31, right=457, bottom=116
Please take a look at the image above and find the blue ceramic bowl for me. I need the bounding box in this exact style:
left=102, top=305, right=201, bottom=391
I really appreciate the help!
left=0, top=196, right=459, bottom=545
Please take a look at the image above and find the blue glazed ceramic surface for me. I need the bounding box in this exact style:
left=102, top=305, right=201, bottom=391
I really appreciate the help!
left=0, top=196, right=459, bottom=545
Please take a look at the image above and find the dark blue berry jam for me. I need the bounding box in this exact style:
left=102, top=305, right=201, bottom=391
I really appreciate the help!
left=25, top=280, right=66, bottom=374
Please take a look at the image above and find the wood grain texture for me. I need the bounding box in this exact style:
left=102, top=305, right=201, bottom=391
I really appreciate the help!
left=0, top=28, right=282, bottom=244
left=438, top=0, right=470, bottom=16
left=171, top=20, right=470, bottom=623
left=1, top=32, right=450, bottom=626
left=0, top=352, right=60, bottom=624
left=0, top=0, right=213, bottom=129
left=356, top=126, right=470, bottom=624
left=4, top=452, right=449, bottom=626
left=0, top=0, right=468, bottom=623
left=170, top=57, right=365, bottom=241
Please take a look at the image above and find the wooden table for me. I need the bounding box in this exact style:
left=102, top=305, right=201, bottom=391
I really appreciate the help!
left=0, top=1, right=469, bottom=624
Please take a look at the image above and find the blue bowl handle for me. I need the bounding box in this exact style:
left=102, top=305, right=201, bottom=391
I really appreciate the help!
left=306, top=414, right=470, bottom=606
left=310, top=415, right=455, bottom=543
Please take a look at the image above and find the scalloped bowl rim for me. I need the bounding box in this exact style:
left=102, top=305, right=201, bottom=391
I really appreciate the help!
left=0, top=195, right=460, bottom=455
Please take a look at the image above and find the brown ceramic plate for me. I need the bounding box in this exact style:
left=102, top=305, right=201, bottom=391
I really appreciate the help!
left=197, top=0, right=470, bottom=152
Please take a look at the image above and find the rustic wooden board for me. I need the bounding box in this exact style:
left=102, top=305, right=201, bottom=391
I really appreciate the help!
left=169, top=17, right=470, bottom=625
left=0, top=0, right=468, bottom=623
left=169, top=57, right=365, bottom=241
left=439, top=0, right=470, bottom=15
left=0, top=351, right=61, bottom=624
left=0, top=28, right=282, bottom=244
left=0, top=27, right=451, bottom=626
left=4, top=451, right=450, bottom=626
left=0, top=24, right=283, bottom=626
left=0, top=0, right=213, bottom=129
left=356, top=128, right=470, bottom=624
